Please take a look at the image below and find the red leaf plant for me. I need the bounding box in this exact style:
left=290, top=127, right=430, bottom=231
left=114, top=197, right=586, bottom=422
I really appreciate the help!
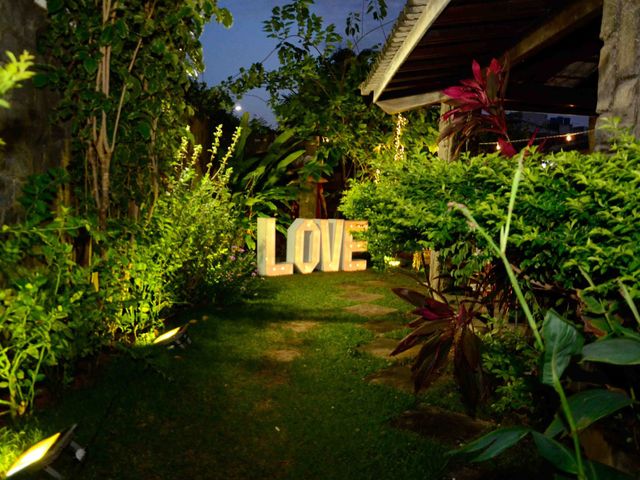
left=391, top=288, right=488, bottom=415
left=439, top=58, right=518, bottom=157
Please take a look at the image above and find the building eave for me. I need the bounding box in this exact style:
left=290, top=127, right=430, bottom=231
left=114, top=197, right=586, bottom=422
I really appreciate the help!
left=360, top=0, right=452, bottom=104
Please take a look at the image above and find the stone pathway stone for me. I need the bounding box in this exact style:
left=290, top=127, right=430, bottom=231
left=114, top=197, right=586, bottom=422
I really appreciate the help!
left=358, top=337, right=421, bottom=362
left=344, top=303, right=398, bottom=317
left=264, top=349, right=301, bottom=363
left=339, top=291, right=384, bottom=303
left=390, top=404, right=493, bottom=447
left=365, top=365, right=414, bottom=394
left=361, top=318, right=405, bottom=335
left=279, top=320, right=319, bottom=333
left=361, top=280, right=393, bottom=288
left=257, top=360, right=291, bottom=388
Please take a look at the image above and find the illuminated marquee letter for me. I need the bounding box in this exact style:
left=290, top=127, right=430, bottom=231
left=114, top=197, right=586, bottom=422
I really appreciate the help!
left=286, top=218, right=321, bottom=274
left=257, top=217, right=293, bottom=276
left=341, top=221, right=368, bottom=271
left=315, top=219, right=344, bottom=272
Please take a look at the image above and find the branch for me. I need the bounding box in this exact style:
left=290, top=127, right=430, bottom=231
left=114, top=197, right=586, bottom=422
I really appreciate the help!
left=109, top=0, right=155, bottom=153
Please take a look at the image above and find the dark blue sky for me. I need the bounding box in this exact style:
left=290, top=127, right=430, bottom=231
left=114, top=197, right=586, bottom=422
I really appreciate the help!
left=199, top=0, right=405, bottom=125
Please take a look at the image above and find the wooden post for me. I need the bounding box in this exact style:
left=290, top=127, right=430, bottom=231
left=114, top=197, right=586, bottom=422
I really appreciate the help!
left=429, top=102, right=455, bottom=297
left=595, top=0, right=640, bottom=148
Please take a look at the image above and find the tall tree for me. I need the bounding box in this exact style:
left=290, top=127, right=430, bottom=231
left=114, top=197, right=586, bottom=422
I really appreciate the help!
left=40, top=0, right=232, bottom=227
left=226, top=0, right=395, bottom=180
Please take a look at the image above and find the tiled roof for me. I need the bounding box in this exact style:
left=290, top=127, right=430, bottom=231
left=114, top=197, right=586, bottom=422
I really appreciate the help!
left=360, top=0, right=430, bottom=99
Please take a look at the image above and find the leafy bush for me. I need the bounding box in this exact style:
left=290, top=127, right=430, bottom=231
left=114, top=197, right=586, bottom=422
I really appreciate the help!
left=340, top=130, right=640, bottom=311
left=228, top=115, right=305, bottom=249
left=450, top=157, right=640, bottom=479
left=0, top=210, right=101, bottom=418
left=481, top=326, right=540, bottom=416
left=0, top=127, right=257, bottom=418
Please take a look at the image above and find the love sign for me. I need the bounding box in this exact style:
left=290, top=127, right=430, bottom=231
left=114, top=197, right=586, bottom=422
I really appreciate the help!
left=257, top=217, right=368, bottom=276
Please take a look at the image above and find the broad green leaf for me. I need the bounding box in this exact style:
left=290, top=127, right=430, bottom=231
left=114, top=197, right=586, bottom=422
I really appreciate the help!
left=582, top=338, right=640, bottom=365
left=136, top=121, right=152, bottom=140
left=276, top=149, right=304, bottom=170
left=100, top=25, right=115, bottom=45
left=47, top=0, right=64, bottom=13
left=579, top=292, right=606, bottom=314
left=532, top=431, right=577, bottom=474
left=585, top=460, right=635, bottom=480
left=83, top=58, right=98, bottom=75
left=449, top=426, right=530, bottom=462
left=545, top=389, right=632, bottom=438
left=542, top=310, right=583, bottom=386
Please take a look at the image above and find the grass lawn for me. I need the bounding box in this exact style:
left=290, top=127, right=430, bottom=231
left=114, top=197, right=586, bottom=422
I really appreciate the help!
left=5, top=270, right=459, bottom=479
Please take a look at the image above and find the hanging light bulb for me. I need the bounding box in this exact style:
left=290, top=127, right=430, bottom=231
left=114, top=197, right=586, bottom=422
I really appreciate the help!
left=495, top=143, right=501, bottom=151
left=565, top=133, right=574, bottom=142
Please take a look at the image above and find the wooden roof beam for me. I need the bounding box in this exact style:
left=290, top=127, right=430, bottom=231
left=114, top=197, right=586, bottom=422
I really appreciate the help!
left=369, top=0, right=453, bottom=103
left=375, top=91, right=446, bottom=114
left=504, top=0, right=603, bottom=67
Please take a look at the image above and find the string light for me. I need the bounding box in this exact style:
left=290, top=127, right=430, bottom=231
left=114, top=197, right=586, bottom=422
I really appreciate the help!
left=394, top=113, right=408, bottom=162
left=495, top=143, right=501, bottom=151
left=480, top=128, right=594, bottom=146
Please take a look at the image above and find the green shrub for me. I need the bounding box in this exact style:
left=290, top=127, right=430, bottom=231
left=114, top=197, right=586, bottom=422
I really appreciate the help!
left=0, top=209, right=101, bottom=418
left=146, top=130, right=257, bottom=305
left=481, top=326, right=540, bottom=417
left=340, top=130, right=640, bottom=309
left=0, top=127, right=257, bottom=418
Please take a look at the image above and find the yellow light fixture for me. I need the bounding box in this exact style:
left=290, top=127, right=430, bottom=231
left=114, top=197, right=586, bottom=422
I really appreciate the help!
left=6, top=433, right=60, bottom=477
left=495, top=143, right=501, bottom=151
left=383, top=255, right=401, bottom=267
left=6, top=425, right=85, bottom=479
left=153, top=325, right=191, bottom=349
left=565, top=133, right=574, bottom=142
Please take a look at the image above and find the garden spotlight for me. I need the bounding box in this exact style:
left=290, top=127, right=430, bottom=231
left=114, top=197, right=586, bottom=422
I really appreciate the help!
left=153, top=325, right=191, bottom=349
left=6, top=424, right=85, bottom=479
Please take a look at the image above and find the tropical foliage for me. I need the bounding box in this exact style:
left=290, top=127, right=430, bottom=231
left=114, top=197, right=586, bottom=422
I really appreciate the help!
left=439, top=59, right=515, bottom=157
left=0, top=127, right=254, bottom=419
left=0, top=51, right=35, bottom=146
left=341, top=130, right=640, bottom=308
left=391, top=287, right=487, bottom=414
left=40, top=0, right=232, bottom=226
left=226, top=0, right=401, bottom=183
left=449, top=158, right=639, bottom=480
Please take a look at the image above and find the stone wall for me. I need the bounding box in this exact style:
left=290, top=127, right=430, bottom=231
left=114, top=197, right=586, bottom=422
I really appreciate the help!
left=0, top=0, right=64, bottom=224
left=596, top=0, right=640, bottom=146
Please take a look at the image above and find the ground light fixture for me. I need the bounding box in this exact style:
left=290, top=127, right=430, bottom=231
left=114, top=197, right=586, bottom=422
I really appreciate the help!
left=6, top=424, right=86, bottom=479
left=152, top=324, right=191, bottom=349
